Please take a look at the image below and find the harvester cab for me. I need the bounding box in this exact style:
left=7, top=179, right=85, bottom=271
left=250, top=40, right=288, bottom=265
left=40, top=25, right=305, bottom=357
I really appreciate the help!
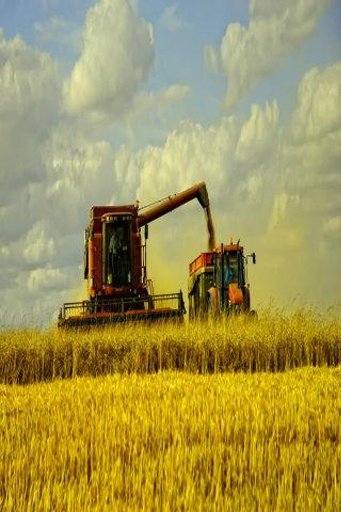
left=188, top=241, right=256, bottom=319
left=59, top=182, right=211, bottom=327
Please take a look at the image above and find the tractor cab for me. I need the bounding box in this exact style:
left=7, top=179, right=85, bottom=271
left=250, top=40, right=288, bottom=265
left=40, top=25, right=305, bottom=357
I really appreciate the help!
left=188, top=241, right=256, bottom=319
left=213, top=245, right=245, bottom=288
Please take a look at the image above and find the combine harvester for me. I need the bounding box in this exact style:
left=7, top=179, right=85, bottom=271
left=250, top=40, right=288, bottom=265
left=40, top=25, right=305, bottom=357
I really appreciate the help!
left=58, top=182, right=213, bottom=327
left=188, top=241, right=257, bottom=319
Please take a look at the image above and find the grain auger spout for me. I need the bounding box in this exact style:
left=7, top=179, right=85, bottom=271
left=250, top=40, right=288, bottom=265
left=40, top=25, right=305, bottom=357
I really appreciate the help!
left=138, top=181, right=216, bottom=251
left=138, top=181, right=208, bottom=223
left=58, top=182, right=215, bottom=327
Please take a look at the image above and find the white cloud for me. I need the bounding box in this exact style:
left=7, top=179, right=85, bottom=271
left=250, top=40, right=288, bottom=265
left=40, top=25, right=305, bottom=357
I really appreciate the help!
left=204, top=45, right=220, bottom=74
left=34, top=16, right=81, bottom=53
left=113, top=145, right=143, bottom=200
left=0, top=246, right=9, bottom=257
left=0, top=29, right=59, bottom=120
left=27, top=267, right=68, bottom=292
left=289, top=63, right=341, bottom=143
left=134, top=100, right=280, bottom=211
left=125, top=84, right=190, bottom=123
left=63, top=0, right=154, bottom=116
left=245, top=174, right=263, bottom=200
left=44, top=123, right=117, bottom=233
left=38, top=0, right=58, bottom=10
left=23, top=221, right=56, bottom=266
left=269, top=192, right=300, bottom=231
left=235, top=100, right=279, bottom=164
left=122, top=83, right=190, bottom=144
left=211, top=0, right=329, bottom=108
left=159, top=4, right=190, bottom=32
left=323, top=216, right=341, bottom=237
left=0, top=30, right=60, bottom=207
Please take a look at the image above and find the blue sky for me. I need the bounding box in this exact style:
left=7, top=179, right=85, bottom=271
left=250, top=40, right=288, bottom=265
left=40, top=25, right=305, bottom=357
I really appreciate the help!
left=0, top=0, right=340, bottom=326
left=0, top=1, right=339, bottom=131
left=2, top=0, right=339, bottom=126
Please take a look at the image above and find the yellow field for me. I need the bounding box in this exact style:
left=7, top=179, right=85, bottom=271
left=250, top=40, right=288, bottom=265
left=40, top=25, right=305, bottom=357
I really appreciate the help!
left=0, top=312, right=340, bottom=511
left=0, top=368, right=340, bottom=511
left=0, top=311, right=340, bottom=385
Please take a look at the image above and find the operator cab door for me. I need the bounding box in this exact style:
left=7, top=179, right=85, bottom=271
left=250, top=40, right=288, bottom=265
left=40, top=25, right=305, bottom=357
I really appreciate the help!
left=213, top=250, right=244, bottom=308
left=103, top=216, right=132, bottom=286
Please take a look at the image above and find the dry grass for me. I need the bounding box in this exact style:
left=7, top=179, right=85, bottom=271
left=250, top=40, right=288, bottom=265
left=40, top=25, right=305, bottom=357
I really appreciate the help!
left=0, top=310, right=340, bottom=385
left=0, top=367, right=340, bottom=511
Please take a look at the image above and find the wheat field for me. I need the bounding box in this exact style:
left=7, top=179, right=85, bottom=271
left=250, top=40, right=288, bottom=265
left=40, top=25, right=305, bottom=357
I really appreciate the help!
left=0, top=311, right=340, bottom=385
left=0, top=311, right=340, bottom=511
left=1, top=368, right=340, bottom=511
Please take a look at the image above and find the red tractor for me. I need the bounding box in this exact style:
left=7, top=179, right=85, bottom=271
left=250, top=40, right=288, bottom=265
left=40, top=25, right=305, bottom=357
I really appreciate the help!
left=188, top=240, right=256, bottom=319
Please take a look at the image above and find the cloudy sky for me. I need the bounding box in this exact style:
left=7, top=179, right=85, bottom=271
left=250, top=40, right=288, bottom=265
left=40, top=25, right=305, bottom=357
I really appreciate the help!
left=0, top=0, right=340, bottom=326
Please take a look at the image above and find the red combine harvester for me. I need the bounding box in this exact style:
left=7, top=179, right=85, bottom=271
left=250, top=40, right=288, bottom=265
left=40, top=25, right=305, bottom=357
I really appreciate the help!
left=188, top=240, right=256, bottom=319
left=58, top=182, right=211, bottom=327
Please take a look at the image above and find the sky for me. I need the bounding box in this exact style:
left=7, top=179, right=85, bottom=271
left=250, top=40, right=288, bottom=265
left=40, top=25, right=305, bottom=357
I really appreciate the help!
left=0, top=0, right=340, bottom=327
